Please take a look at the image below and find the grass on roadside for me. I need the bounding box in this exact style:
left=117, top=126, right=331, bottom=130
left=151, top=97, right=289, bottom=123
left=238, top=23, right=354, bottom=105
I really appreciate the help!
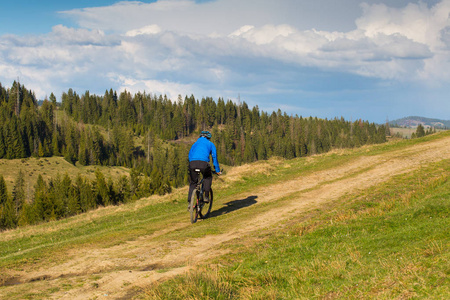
left=147, top=159, right=449, bottom=299
left=1, top=131, right=448, bottom=299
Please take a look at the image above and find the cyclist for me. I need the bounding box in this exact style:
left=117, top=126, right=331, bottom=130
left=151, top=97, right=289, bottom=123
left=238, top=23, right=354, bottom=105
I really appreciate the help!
left=188, top=130, right=221, bottom=209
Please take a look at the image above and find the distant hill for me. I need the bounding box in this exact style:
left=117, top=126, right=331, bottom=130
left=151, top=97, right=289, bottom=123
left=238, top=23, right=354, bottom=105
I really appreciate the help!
left=389, top=116, right=450, bottom=128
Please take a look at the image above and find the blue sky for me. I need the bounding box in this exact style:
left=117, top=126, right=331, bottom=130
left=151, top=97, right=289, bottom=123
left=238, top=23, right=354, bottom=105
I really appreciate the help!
left=1, top=0, right=449, bottom=123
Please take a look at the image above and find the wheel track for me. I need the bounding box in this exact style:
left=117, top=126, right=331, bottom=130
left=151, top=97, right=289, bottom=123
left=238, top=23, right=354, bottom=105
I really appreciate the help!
left=1, top=136, right=449, bottom=299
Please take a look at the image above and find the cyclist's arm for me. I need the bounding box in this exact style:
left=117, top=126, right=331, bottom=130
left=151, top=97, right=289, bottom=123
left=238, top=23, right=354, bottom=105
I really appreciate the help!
left=210, top=142, right=220, bottom=173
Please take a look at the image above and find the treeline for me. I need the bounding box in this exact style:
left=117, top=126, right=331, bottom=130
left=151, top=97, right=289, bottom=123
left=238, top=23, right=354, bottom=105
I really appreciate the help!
left=1, top=80, right=386, bottom=202
left=411, top=124, right=436, bottom=139
left=0, top=81, right=387, bottom=230
left=0, top=168, right=170, bottom=231
left=59, top=86, right=386, bottom=165
left=0, top=82, right=188, bottom=190
left=1, top=81, right=386, bottom=186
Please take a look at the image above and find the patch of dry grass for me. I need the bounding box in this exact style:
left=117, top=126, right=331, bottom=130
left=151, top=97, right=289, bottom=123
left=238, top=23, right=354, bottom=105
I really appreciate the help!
left=0, top=157, right=130, bottom=192
left=223, top=157, right=282, bottom=184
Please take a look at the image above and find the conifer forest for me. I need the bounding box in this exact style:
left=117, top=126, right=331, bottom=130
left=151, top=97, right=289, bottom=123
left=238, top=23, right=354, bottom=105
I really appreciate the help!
left=0, top=81, right=387, bottom=230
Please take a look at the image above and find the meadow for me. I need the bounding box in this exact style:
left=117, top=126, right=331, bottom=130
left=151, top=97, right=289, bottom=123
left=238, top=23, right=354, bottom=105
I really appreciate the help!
left=0, top=131, right=449, bottom=299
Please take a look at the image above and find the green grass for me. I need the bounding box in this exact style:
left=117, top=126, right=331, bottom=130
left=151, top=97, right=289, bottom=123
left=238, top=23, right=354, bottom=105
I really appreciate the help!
left=0, top=199, right=188, bottom=268
left=1, top=131, right=449, bottom=299
left=389, top=127, right=447, bottom=139
left=366, top=129, right=449, bottom=155
left=147, top=159, right=449, bottom=299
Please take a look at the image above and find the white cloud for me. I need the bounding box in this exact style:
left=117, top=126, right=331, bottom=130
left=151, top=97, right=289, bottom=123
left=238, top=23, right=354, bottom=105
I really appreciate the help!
left=229, top=25, right=254, bottom=37
left=1, top=0, right=449, bottom=121
left=231, top=24, right=296, bottom=45
left=220, top=1, right=448, bottom=82
left=357, top=1, right=450, bottom=49
left=125, top=25, right=161, bottom=37
left=61, top=0, right=212, bottom=35
left=110, top=74, right=195, bottom=99
left=50, top=25, right=104, bottom=43
left=60, top=0, right=368, bottom=35
left=355, top=0, right=450, bottom=82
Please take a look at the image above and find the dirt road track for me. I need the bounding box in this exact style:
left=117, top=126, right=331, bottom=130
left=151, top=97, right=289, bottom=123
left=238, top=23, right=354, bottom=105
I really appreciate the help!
left=2, top=135, right=450, bottom=299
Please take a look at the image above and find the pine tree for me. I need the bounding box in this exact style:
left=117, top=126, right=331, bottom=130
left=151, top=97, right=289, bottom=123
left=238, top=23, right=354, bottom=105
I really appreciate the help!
left=107, top=177, right=116, bottom=205
left=58, top=173, right=73, bottom=217
left=49, top=93, right=57, bottom=108
left=116, top=175, right=130, bottom=203
left=164, top=148, right=176, bottom=185
left=256, top=134, right=267, bottom=160
left=0, top=130, right=5, bottom=158
left=12, top=170, right=26, bottom=216
left=45, top=181, right=58, bottom=221
left=385, top=119, right=391, bottom=137
left=18, top=201, right=31, bottom=226
left=48, top=175, right=66, bottom=219
left=6, top=117, right=26, bottom=159
left=33, top=174, right=47, bottom=222
left=64, top=143, right=77, bottom=165
left=67, top=186, right=80, bottom=217
left=0, top=175, right=17, bottom=230
left=76, top=174, right=95, bottom=212
left=130, top=168, right=140, bottom=199
left=78, top=132, right=88, bottom=165
left=38, top=141, right=45, bottom=157
left=0, top=175, right=7, bottom=207
left=139, top=174, right=152, bottom=198
left=416, top=124, right=425, bottom=138
left=1, top=195, right=17, bottom=230
left=52, top=130, right=60, bottom=156
left=94, top=168, right=110, bottom=206
left=150, top=168, right=163, bottom=195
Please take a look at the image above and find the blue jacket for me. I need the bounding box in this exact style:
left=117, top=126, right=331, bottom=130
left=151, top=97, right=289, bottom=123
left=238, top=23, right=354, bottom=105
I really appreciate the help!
left=189, top=137, right=220, bottom=172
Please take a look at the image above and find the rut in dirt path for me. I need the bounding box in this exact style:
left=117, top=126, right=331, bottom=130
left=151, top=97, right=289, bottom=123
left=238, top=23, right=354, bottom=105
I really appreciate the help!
left=3, top=136, right=450, bottom=300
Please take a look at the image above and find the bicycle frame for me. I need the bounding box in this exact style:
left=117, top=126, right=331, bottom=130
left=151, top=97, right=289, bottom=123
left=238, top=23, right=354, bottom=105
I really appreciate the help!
left=189, top=168, right=213, bottom=223
left=193, top=169, right=204, bottom=210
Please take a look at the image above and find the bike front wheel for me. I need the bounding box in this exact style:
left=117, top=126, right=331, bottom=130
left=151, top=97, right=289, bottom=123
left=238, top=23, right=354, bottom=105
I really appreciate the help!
left=199, top=189, right=213, bottom=219
left=190, top=190, right=199, bottom=224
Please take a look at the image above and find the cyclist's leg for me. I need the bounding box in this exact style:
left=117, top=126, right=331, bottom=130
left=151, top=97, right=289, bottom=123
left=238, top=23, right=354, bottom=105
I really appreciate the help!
left=202, top=164, right=212, bottom=201
left=188, top=161, right=200, bottom=204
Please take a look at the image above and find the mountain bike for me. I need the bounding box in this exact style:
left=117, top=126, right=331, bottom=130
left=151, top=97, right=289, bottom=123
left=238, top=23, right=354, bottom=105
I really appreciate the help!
left=189, top=169, right=215, bottom=224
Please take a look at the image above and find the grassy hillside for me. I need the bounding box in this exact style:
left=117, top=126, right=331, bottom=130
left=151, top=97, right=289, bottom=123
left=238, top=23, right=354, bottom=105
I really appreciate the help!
left=150, top=157, right=449, bottom=299
left=0, top=131, right=449, bottom=299
left=389, top=127, right=447, bottom=139
left=0, top=156, right=130, bottom=192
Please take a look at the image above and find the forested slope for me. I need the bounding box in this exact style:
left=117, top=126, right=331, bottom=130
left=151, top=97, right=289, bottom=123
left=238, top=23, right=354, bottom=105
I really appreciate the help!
left=0, top=81, right=387, bottom=230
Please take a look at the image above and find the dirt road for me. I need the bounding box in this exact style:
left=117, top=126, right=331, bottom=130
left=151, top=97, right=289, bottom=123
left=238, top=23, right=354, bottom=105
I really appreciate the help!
left=2, top=135, right=450, bottom=299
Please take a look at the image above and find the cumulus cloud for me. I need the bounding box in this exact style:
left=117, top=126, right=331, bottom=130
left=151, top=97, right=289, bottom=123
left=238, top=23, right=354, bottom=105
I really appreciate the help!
left=60, top=0, right=369, bottom=35
left=356, top=1, right=450, bottom=49
left=125, top=25, right=162, bottom=37
left=222, top=0, right=449, bottom=82
left=231, top=24, right=296, bottom=45
left=355, top=0, right=450, bottom=82
left=109, top=74, right=196, bottom=100
left=1, top=0, right=449, bottom=121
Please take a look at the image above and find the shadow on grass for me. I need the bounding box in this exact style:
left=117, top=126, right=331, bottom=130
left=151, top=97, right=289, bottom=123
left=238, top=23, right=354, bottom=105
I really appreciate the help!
left=209, top=195, right=258, bottom=218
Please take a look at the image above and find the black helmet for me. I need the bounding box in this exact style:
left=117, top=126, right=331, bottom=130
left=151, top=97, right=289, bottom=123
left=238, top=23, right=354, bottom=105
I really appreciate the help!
left=200, top=130, right=212, bottom=139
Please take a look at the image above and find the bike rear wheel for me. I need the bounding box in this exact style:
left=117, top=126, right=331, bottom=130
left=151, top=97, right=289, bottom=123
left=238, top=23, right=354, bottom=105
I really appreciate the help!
left=190, top=190, right=199, bottom=224
left=199, top=188, right=213, bottom=219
